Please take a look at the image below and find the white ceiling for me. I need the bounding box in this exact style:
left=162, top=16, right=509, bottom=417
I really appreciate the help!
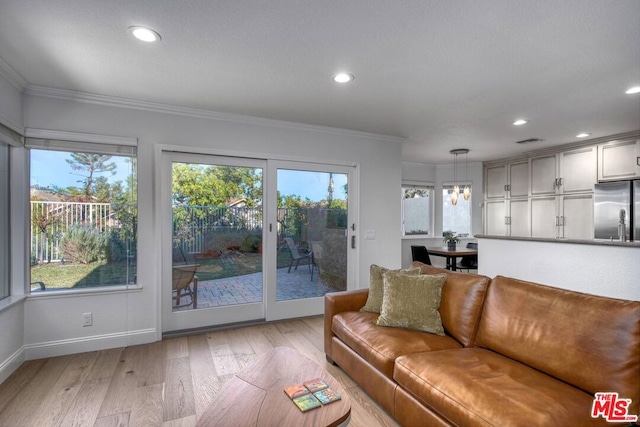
left=0, top=0, right=638, bottom=163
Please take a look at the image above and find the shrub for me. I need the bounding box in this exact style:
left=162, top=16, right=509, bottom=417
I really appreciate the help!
left=60, top=225, right=108, bottom=264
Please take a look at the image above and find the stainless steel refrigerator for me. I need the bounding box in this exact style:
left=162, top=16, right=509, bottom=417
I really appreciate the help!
left=594, top=180, right=639, bottom=241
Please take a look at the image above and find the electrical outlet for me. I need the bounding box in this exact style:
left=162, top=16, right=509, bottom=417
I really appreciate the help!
left=82, top=312, right=92, bottom=327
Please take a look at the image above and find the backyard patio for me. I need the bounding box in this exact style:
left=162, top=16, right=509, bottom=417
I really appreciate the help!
left=173, top=264, right=336, bottom=311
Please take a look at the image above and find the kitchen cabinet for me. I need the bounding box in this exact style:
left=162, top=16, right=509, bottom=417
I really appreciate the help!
left=530, top=194, right=594, bottom=239
left=483, top=199, right=529, bottom=237
left=484, top=160, right=528, bottom=199
left=530, top=146, right=596, bottom=196
left=531, top=197, right=557, bottom=238
left=560, top=194, right=594, bottom=240
left=598, top=139, right=640, bottom=181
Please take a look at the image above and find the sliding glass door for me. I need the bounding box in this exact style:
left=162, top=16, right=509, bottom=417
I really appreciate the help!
left=162, top=152, right=266, bottom=332
left=265, top=161, right=354, bottom=321
left=162, top=153, right=356, bottom=331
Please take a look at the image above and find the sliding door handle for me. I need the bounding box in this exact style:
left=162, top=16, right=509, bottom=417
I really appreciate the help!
left=351, top=235, right=356, bottom=249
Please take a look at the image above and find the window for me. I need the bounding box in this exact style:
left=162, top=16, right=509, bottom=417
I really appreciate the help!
left=27, top=138, right=137, bottom=291
left=402, top=183, right=434, bottom=236
left=442, top=184, right=472, bottom=237
left=0, top=141, right=9, bottom=300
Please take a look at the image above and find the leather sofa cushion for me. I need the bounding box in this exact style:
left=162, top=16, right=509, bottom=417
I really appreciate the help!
left=395, top=348, right=610, bottom=427
left=332, top=311, right=462, bottom=378
left=475, top=275, right=640, bottom=413
left=411, top=263, right=489, bottom=347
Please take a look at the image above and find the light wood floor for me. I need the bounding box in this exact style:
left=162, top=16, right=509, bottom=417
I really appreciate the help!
left=0, top=316, right=399, bottom=427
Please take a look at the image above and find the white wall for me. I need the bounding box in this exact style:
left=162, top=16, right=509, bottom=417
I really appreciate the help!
left=17, top=92, right=402, bottom=358
left=478, top=238, right=640, bottom=301
left=0, top=69, right=25, bottom=383
left=0, top=67, right=22, bottom=133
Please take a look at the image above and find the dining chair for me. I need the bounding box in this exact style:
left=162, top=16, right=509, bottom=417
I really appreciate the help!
left=456, top=242, right=478, bottom=272
left=410, top=245, right=432, bottom=265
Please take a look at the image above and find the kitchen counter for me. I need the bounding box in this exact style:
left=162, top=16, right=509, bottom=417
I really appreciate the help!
left=475, top=235, right=640, bottom=248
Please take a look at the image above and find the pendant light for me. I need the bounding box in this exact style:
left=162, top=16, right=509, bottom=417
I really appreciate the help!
left=463, top=150, right=471, bottom=201
left=450, top=149, right=470, bottom=205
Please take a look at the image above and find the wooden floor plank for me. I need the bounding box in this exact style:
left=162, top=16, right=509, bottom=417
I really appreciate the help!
left=0, top=315, right=398, bottom=427
left=58, top=376, right=111, bottom=427
left=0, top=359, right=47, bottom=414
left=31, top=351, right=98, bottom=427
left=128, top=383, right=164, bottom=426
left=0, top=355, right=72, bottom=426
left=166, top=337, right=189, bottom=359
left=93, top=412, right=130, bottom=427
left=186, top=334, right=222, bottom=419
left=137, top=341, right=167, bottom=387
left=85, top=348, right=123, bottom=381
left=164, top=357, right=196, bottom=422
left=97, top=345, right=144, bottom=418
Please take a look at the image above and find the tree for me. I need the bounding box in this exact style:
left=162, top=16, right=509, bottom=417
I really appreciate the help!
left=66, top=153, right=116, bottom=199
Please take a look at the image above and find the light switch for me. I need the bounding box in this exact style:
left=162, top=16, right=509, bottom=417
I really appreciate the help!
left=364, top=229, right=376, bottom=240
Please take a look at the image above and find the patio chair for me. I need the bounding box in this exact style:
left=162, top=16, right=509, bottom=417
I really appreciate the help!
left=309, top=240, right=323, bottom=281
left=284, top=237, right=313, bottom=277
left=172, top=264, right=200, bottom=309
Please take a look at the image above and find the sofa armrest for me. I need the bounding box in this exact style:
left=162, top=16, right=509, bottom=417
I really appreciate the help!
left=324, top=289, right=369, bottom=360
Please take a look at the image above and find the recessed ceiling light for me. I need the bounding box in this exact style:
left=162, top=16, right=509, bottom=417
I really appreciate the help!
left=576, top=132, right=591, bottom=138
left=625, top=86, right=640, bottom=94
left=513, top=119, right=528, bottom=126
left=128, top=26, right=161, bottom=43
left=333, top=73, right=354, bottom=83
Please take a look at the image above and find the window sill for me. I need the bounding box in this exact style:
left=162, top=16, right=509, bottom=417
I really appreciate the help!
left=401, top=235, right=435, bottom=240
left=28, top=284, right=143, bottom=300
left=0, top=295, right=28, bottom=314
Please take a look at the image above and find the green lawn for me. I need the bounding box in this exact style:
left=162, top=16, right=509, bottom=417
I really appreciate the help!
left=31, top=251, right=294, bottom=289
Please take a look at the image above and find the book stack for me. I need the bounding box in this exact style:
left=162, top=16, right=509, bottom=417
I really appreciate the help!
left=284, top=378, right=342, bottom=412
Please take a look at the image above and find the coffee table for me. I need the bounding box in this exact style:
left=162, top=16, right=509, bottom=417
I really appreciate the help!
left=197, top=346, right=351, bottom=427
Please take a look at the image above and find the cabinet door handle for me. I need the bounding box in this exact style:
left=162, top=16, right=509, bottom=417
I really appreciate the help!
left=505, top=216, right=508, bottom=225
left=555, top=216, right=559, bottom=226
left=558, top=178, right=563, bottom=187
left=504, top=184, right=508, bottom=192
left=637, top=157, right=639, bottom=166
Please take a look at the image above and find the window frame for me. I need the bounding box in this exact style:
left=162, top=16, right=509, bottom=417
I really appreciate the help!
left=0, top=141, right=9, bottom=300
left=25, top=131, right=138, bottom=293
left=442, top=182, right=473, bottom=238
left=401, top=181, right=435, bottom=238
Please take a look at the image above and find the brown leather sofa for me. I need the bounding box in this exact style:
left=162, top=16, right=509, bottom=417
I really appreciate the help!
left=324, top=264, right=640, bottom=426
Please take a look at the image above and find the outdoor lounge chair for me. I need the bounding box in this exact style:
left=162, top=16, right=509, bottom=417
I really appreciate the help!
left=172, top=264, right=199, bottom=309
left=284, top=237, right=313, bottom=278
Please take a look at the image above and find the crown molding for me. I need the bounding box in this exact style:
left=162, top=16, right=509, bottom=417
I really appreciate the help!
left=25, top=85, right=406, bottom=144
left=25, top=128, right=137, bottom=146
left=0, top=56, right=27, bottom=92
left=483, top=130, right=640, bottom=166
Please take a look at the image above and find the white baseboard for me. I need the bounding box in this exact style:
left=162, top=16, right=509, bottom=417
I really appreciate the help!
left=23, top=328, right=157, bottom=360
left=0, top=346, right=26, bottom=385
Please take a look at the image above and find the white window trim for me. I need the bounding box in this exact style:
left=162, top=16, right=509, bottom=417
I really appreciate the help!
left=441, top=182, right=473, bottom=238
left=401, top=181, right=435, bottom=238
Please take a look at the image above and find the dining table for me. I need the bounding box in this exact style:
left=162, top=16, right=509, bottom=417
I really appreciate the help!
left=426, top=246, right=478, bottom=271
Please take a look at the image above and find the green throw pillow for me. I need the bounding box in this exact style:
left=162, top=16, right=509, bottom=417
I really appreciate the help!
left=376, top=272, right=447, bottom=335
left=360, top=264, right=421, bottom=313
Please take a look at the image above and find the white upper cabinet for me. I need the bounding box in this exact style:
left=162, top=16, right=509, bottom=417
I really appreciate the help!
left=485, top=161, right=529, bottom=199
left=559, top=146, right=597, bottom=193
left=485, top=164, right=507, bottom=199
left=598, top=139, right=640, bottom=181
left=508, top=161, right=529, bottom=198
left=530, top=146, right=597, bottom=196
left=530, top=155, right=557, bottom=196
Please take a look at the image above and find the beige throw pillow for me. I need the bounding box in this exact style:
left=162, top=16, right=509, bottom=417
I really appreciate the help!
left=376, top=272, right=447, bottom=336
left=360, top=265, right=421, bottom=313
